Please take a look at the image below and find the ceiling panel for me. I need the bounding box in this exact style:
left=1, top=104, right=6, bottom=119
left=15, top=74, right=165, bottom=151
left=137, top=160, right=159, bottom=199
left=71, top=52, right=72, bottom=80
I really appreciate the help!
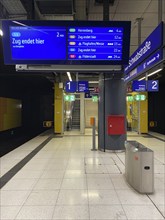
left=112, top=13, right=141, bottom=21
left=88, top=13, right=103, bottom=20
left=145, top=0, right=158, bottom=13
left=142, top=12, right=158, bottom=27
left=116, top=0, right=151, bottom=13
left=0, top=0, right=26, bottom=14
left=36, top=0, right=73, bottom=15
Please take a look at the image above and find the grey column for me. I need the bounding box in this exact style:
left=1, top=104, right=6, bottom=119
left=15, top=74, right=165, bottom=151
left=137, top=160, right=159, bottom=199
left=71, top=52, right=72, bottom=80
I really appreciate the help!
left=103, top=0, right=109, bottom=21
left=80, top=93, right=85, bottom=134
left=98, top=73, right=126, bottom=151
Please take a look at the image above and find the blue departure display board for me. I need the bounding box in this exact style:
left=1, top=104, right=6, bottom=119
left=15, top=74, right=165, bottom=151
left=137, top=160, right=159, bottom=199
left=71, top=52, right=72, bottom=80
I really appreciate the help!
left=2, top=20, right=131, bottom=65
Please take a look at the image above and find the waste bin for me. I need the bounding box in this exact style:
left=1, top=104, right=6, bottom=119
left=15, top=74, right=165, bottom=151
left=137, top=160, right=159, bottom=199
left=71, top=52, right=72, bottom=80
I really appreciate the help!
left=125, top=141, right=154, bottom=194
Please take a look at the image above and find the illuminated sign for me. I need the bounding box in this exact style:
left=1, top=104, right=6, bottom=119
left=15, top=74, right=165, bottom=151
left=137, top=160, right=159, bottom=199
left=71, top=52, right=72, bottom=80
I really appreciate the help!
left=65, top=81, right=89, bottom=93
left=147, top=80, right=159, bottom=92
left=78, top=81, right=89, bottom=92
left=92, top=96, right=98, bottom=102
left=132, top=80, right=146, bottom=92
left=125, top=49, right=163, bottom=81
left=64, top=95, right=75, bottom=102
left=65, top=81, right=77, bottom=93
left=2, top=20, right=131, bottom=65
left=10, top=26, right=66, bottom=60
left=68, top=27, right=123, bottom=61
left=124, top=22, right=163, bottom=74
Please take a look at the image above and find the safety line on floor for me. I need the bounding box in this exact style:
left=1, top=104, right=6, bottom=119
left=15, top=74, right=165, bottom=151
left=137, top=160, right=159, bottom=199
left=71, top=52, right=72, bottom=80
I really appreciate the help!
left=148, top=134, right=165, bottom=142
left=0, top=136, right=52, bottom=189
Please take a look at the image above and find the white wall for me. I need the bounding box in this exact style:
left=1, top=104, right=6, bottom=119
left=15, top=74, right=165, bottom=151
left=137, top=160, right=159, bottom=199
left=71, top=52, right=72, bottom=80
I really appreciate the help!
left=85, top=99, right=98, bottom=128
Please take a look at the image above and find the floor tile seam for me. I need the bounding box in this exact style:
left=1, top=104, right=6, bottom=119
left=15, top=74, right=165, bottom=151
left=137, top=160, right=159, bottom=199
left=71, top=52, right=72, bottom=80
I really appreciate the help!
left=108, top=170, right=125, bottom=215
left=51, top=154, right=75, bottom=220
left=85, top=164, right=91, bottom=220
left=0, top=136, right=53, bottom=189
left=148, top=134, right=165, bottom=142
left=12, top=185, right=35, bottom=220
left=147, top=191, right=165, bottom=218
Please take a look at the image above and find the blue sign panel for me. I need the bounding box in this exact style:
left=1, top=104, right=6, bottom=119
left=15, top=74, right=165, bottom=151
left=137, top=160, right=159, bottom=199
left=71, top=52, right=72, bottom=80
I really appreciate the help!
left=137, top=50, right=162, bottom=73
left=78, top=81, right=89, bottom=92
left=147, top=80, right=159, bottom=92
left=124, top=22, right=163, bottom=74
left=65, top=81, right=77, bottom=93
left=132, top=80, right=146, bottom=92
left=124, top=49, right=163, bottom=82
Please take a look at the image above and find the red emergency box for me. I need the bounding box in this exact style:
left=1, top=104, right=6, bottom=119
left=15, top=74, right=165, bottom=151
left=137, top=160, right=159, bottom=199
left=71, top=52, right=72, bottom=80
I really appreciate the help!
left=107, top=115, right=125, bottom=135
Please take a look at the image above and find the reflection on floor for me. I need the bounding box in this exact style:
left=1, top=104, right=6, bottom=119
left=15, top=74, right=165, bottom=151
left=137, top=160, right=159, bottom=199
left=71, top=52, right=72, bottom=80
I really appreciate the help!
left=0, top=129, right=164, bottom=220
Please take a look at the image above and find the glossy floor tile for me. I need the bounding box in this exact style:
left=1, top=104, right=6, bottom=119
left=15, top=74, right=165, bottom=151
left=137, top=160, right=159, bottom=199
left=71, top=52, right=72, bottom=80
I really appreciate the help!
left=0, top=130, right=165, bottom=220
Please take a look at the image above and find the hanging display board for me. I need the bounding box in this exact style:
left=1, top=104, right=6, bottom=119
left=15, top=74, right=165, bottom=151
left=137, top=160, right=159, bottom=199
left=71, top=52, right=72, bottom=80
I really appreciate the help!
left=2, top=20, right=131, bottom=66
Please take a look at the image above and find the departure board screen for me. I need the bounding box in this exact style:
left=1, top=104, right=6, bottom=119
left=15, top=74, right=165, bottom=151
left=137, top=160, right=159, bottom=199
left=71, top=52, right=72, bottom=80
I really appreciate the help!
left=10, top=26, right=66, bottom=60
left=68, top=27, right=123, bottom=61
left=2, top=20, right=131, bottom=65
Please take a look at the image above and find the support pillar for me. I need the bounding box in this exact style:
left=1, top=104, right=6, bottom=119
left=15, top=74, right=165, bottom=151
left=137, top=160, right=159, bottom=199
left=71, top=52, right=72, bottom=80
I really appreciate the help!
left=98, top=73, right=126, bottom=151
left=54, top=83, right=63, bottom=134
left=80, top=93, right=85, bottom=134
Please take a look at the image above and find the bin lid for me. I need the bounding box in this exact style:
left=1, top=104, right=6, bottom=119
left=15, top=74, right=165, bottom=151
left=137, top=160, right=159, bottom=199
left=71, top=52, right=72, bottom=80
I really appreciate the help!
left=125, top=141, right=153, bottom=152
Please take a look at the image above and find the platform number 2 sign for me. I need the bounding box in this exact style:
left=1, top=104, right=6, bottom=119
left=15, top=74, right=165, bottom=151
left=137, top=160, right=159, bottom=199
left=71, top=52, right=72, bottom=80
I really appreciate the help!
left=147, top=80, right=159, bottom=92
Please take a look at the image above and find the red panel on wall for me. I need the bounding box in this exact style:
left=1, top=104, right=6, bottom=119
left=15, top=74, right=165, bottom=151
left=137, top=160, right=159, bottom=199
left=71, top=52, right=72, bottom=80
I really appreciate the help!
left=107, top=115, right=125, bottom=135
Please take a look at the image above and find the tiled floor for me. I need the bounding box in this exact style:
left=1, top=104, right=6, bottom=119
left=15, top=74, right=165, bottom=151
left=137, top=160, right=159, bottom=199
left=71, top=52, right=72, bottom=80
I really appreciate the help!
left=0, top=130, right=165, bottom=220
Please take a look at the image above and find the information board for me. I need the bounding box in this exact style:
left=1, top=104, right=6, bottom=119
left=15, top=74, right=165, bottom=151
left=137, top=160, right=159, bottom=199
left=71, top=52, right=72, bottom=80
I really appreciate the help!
left=132, top=80, right=146, bottom=92
left=78, top=81, right=89, bottom=92
left=2, top=20, right=131, bottom=65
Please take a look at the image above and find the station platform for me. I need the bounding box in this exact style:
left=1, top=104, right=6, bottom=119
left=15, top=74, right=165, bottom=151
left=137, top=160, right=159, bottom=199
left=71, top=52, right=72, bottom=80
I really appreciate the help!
left=0, top=129, right=164, bottom=220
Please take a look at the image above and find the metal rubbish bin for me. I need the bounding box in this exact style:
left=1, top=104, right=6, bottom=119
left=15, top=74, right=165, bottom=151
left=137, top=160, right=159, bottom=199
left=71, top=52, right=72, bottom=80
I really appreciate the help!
left=125, top=141, right=154, bottom=194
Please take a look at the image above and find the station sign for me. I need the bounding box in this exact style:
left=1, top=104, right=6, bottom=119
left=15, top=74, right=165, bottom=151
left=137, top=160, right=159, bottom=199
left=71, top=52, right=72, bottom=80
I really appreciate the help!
left=132, top=80, right=146, bottom=92
left=147, top=80, right=159, bottom=92
left=132, top=80, right=159, bottom=92
left=124, top=22, right=163, bottom=75
left=65, top=81, right=89, bottom=93
left=78, top=81, right=89, bottom=92
left=65, top=81, right=77, bottom=93
left=125, top=49, right=163, bottom=82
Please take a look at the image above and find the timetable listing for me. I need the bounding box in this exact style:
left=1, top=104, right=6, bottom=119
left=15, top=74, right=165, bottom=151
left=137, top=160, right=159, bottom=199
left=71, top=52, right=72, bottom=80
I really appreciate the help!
left=68, top=47, right=122, bottom=53
left=68, top=54, right=122, bottom=60
left=69, top=41, right=122, bottom=46
left=68, top=27, right=123, bottom=61
left=68, top=34, right=123, bottom=41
